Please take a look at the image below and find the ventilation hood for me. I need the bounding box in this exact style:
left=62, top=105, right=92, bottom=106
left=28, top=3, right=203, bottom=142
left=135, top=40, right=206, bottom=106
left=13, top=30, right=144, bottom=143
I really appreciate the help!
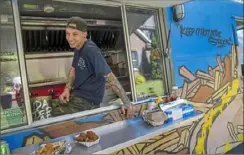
left=54, top=0, right=191, bottom=7
left=20, top=16, right=122, bottom=28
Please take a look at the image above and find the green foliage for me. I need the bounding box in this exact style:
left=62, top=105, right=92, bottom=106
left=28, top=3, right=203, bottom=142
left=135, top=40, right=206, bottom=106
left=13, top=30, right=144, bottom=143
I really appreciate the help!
left=150, top=36, right=163, bottom=80
left=151, top=36, right=158, bottom=49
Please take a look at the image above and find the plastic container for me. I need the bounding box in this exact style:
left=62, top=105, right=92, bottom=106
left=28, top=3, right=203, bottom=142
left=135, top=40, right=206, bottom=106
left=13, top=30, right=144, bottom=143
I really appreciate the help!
left=158, top=99, right=187, bottom=111
left=164, top=103, right=194, bottom=122
left=172, top=86, right=180, bottom=99
left=0, top=141, right=10, bottom=154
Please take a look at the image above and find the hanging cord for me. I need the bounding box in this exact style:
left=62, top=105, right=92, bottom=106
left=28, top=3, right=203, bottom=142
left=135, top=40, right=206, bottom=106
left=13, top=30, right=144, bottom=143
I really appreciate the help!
left=164, top=19, right=172, bottom=57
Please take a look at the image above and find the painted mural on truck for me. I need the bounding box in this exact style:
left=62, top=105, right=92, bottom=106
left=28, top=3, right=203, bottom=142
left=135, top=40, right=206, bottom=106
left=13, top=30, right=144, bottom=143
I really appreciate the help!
left=0, top=103, right=148, bottom=151
left=0, top=0, right=243, bottom=153
left=113, top=0, right=244, bottom=154
left=113, top=44, right=243, bottom=154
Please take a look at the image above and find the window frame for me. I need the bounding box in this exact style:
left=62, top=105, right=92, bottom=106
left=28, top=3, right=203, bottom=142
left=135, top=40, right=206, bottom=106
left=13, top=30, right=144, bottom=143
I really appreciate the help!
left=1, top=0, right=172, bottom=134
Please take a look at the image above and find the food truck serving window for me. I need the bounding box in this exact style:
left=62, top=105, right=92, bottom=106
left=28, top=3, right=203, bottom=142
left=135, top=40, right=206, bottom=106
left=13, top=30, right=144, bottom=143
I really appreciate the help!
left=0, top=0, right=172, bottom=133
left=125, top=7, right=166, bottom=101
left=14, top=0, right=133, bottom=122
left=0, top=0, right=28, bottom=130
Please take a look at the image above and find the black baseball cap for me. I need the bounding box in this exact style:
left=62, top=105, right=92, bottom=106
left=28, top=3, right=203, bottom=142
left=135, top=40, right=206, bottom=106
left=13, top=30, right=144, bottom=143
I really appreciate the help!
left=66, top=16, right=87, bottom=32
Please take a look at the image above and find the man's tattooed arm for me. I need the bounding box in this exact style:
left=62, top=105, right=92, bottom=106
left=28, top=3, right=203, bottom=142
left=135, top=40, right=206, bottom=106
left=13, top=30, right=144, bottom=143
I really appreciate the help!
left=105, top=72, right=131, bottom=105
left=65, top=67, right=75, bottom=91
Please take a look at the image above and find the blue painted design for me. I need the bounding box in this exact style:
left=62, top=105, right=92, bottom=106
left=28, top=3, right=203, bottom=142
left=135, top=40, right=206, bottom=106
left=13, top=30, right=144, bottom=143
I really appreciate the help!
left=1, top=112, right=110, bottom=151
left=74, top=113, right=105, bottom=123
left=166, top=0, right=243, bottom=87
left=1, top=129, right=44, bottom=151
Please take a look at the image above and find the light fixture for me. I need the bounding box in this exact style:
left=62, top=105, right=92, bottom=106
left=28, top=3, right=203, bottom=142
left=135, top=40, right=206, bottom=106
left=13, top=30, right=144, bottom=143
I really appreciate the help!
left=43, top=4, right=55, bottom=13
left=173, top=4, right=185, bottom=22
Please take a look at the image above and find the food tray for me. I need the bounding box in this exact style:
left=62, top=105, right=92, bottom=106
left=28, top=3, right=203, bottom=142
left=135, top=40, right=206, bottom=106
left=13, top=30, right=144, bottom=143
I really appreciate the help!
left=142, top=110, right=168, bottom=127
left=31, top=140, right=72, bottom=154
left=74, top=135, right=100, bottom=148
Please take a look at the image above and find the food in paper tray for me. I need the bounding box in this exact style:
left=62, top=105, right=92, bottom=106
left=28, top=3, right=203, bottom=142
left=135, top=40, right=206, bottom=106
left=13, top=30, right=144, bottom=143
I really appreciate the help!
left=34, top=141, right=71, bottom=154
left=74, top=131, right=99, bottom=142
left=142, top=110, right=168, bottom=126
left=86, top=131, right=99, bottom=141
left=147, top=111, right=167, bottom=122
left=74, top=131, right=100, bottom=147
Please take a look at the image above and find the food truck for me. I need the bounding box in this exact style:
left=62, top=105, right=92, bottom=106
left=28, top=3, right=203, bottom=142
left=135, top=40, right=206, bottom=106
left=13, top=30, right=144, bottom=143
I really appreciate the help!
left=0, top=0, right=243, bottom=154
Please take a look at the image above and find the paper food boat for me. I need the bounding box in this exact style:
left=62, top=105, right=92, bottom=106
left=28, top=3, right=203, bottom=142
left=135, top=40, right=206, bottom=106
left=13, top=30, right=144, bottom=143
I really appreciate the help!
left=74, top=133, right=100, bottom=148
left=142, top=110, right=168, bottom=127
left=31, top=140, right=72, bottom=154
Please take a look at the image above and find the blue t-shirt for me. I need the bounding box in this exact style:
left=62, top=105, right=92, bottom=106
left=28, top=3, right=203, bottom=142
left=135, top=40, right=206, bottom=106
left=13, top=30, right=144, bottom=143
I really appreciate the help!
left=72, top=40, right=112, bottom=104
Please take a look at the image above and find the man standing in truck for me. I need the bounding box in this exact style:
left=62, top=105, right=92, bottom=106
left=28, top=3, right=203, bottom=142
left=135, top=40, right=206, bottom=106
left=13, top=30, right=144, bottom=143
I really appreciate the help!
left=52, top=17, right=134, bottom=118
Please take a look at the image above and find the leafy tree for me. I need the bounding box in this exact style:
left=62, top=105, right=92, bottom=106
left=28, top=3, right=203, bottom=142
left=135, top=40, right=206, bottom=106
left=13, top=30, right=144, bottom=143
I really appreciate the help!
left=150, top=36, right=163, bottom=80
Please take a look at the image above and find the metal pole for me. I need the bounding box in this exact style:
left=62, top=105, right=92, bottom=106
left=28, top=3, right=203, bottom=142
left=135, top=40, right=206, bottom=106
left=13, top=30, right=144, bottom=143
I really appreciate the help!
left=11, top=0, right=33, bottom=125
left=156, top=8, right=170, bottom=95
left=121, top=4, right=137, bottom=102
left=158, top=8, right=174, bottom=93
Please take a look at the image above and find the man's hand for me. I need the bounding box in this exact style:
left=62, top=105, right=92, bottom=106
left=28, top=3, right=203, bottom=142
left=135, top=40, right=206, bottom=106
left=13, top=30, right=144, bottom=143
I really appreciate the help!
left=59, top=88, right=70, bottom=104
left=60, top=67, right=75, bottom=104
left=120, top=104, right=135, bottom=118
left=105, top=72, right=135, bottom=118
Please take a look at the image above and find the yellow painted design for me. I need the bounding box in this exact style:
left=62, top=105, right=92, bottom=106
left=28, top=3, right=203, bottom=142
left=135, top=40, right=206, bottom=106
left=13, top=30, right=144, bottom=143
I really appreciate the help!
left=134, top=143, right=144, bottom=152
left=25, top=135, right=44, bottom=145
left=124, top=148, right=132, bottom=154
left=195, top=79, right=240, bottom=154
left=209, top=127, right=213, bottom=139
left=220, top=108, right=224, bottom=119
left=113, top=50, right=241, bottom=154
left=238, top=134, right=244, bottom=142
left=224, top=141, right=232, bottom=153
left=113, top=131, right=182, bottom=154
left=114, top=79, right=240, bottom=155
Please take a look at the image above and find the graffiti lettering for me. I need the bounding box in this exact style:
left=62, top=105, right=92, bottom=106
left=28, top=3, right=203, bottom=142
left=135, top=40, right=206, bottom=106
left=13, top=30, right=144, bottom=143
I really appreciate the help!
left=179, top=24, right=232, bottom=48
left=208, top=37, right=232, bottom=48
left=32, top=99, right=52, bottom=120
left=195, top=28, right=221, bottom=37
left=180, top=25, right=195, bottom=37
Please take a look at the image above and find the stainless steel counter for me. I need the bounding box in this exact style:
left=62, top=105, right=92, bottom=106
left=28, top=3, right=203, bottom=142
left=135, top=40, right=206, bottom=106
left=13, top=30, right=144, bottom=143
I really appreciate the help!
left=12, top=111, right=203, bottom=154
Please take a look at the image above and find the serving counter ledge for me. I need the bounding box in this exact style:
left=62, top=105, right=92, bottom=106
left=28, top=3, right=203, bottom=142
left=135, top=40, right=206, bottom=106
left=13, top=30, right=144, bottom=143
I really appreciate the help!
left=12, top=111, right=203, bottom=154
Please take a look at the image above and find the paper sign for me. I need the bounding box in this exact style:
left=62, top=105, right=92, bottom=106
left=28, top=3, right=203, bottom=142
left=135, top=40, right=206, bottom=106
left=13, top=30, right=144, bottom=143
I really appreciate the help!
left=0, top=108, right=24, bottom=129
left=171, top=108, right=183, bottom=120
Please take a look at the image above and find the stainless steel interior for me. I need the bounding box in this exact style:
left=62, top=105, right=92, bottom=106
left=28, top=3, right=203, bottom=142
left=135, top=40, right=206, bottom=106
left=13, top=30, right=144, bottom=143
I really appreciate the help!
left=21, top=16, right=124, bottom=53
left=17, top=0, right=125, bottom=53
